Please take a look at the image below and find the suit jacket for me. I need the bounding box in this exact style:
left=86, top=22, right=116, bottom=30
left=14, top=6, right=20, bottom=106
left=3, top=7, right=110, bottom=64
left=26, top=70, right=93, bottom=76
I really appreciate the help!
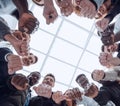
left=0, top=47, right=26, bottom=106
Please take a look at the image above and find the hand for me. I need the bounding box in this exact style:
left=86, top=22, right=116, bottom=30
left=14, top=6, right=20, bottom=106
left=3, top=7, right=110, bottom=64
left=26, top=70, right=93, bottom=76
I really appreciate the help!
left=64, top=88, right=82, bottom=101
left=52, top=91, right=66, bottom=104
left=33, top=84, right=52, bottom=98
left=75, top=0, right=97, bottom=18
left=99, top=52, right=112, bottom=67
left=19, top=13, right=39, bottom=34
left=11, top=74, right=29, bottom=90
left=55, top=0, right=73, bottom=16
left=13, top=30, right=30, bottom=43
left=92, top=70, right=105, bottom=81
left=96, top=18, right=110, bottom=31
left=43, top=0, right=58, bottom=25
left=84, top=83, right=98, bottom=98
left=4, top=34, right=29, bottom=56
left=7, top=54, right=23, bottom=74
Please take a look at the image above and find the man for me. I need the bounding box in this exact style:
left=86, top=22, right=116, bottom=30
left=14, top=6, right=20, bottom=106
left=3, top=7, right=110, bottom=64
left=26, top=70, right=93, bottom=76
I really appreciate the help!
left=0, top=47, right=28, bottom=106
left=0, top=47, right=41, bottom=106
left=29, top=73, right=67, bottom=106
left=74, top=73, right=120, bottom=106
left=0, top=17, right=29, bottom=56
left=0, top=0, right=39, bottom=34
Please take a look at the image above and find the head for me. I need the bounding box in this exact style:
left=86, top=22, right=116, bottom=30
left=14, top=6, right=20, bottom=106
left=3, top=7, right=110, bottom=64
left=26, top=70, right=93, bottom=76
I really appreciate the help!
left=22, top=53, right=38, bottom=66
left=73, top=0, right=81, bottom=16
left=76, top=74, right=89, bottom=89
left=27, top=71, right=41, bottom=86
left=42, top=73, right=55, bottom=87
left=101, top=43, right=118, bottom=53
left=95, top=0, right=112, bottom=19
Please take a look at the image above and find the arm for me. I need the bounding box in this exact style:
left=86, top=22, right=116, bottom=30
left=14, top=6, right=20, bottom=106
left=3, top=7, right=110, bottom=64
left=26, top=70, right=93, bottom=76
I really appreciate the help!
left=12, top=0, right=39, bottom=34
left=76, top=95, right=100, bottom=106
left=12, top=0, right=29, bottom=16
left=0, top=17, right=11, bottom=41
left=0, top=48, right=12, bottom=62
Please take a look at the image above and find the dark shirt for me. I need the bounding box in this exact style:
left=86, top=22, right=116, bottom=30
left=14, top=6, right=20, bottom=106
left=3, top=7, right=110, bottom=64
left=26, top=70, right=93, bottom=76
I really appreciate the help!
left=29, top=95, right=67, bottom=106
left=117, top=43, right=120, bottom=58
left=0, top=47, right=26, bottom=106
left=94, top=81, right=120, bottom=106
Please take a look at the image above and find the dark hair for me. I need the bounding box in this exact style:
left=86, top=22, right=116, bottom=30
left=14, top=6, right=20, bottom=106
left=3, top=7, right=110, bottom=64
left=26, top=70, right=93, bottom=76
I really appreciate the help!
left=101, top=45, right=105, bottom=52
left=34, top=56, right=38, bottom=63
left=45, top=73, right=55, bottom=82
left=76, top=74, right=86, bottom=82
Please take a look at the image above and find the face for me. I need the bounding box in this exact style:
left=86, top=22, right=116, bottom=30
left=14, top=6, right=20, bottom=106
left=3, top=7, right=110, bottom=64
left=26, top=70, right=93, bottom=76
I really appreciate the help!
left=73, top=0, right=81, bottom=16
left=22, top=54, right=37, bottom=66
left=42, top=76, right=55, bottom=87
left=27, top=72, right=41, bottom=86
left=76, top=74, right=89, bottom=89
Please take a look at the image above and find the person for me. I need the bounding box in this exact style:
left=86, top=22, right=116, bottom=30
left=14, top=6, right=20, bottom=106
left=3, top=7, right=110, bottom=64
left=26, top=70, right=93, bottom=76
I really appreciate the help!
left=55, top=0, right=73, bottom=17
left=97, top=17, right=120, bottom=46
left=0, top=0, right=39, bottom=34
left=74, top=0, right=105, bottom=19
left=91, top=67, right=120, bottom=82
left=99, top=43, right=120, bottom=67
left=0, top=47, right=41, bottom=106
left=0, top=17, right=29, bottom=56
left=95, top=0, right=113, bottom=20
left=12, top=0, right=39, bottom=34
left=43, top=0, right=58, bottom=25
left=24, top=71, right=41, bottom=106
left=96, top=0, right=120, bottom=31
left=75, top=73, right=120, bottom=106
left=29, top=73, right=67, bottom=106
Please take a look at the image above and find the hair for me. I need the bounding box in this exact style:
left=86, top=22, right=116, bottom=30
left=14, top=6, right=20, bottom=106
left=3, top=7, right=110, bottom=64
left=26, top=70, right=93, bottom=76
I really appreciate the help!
left=29, top=53, right=38, bottom=63
left=101, top=45, right=105, bottom=52
left=45, top=73, right=55, bottom=82
left=76, top=74, right=86, bottom=82
left=34, top=55, right=38, bottom=63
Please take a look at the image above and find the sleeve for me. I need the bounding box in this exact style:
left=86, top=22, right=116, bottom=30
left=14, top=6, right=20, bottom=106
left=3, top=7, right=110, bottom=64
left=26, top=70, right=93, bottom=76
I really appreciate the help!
left=76, top=95, right=100, bottom=106
left=102, top=66, right=120, bottom=81
left=94, top=87, right=111, bottom=106
left=6, top=74, right=19, bottom=91
left=0, top=48, right=13, bottom=62
left=0, top=17, right=11, bottom=41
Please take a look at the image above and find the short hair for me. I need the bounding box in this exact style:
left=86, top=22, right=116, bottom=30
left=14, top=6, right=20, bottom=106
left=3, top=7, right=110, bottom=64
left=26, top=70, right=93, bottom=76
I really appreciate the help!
left=101, top=45, right=105, bottom=52
left=34, top=55, right=38, bottom=63
left=76, top=74, right=86, bottom=82
left=45, top=73, right=55, bottom=82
